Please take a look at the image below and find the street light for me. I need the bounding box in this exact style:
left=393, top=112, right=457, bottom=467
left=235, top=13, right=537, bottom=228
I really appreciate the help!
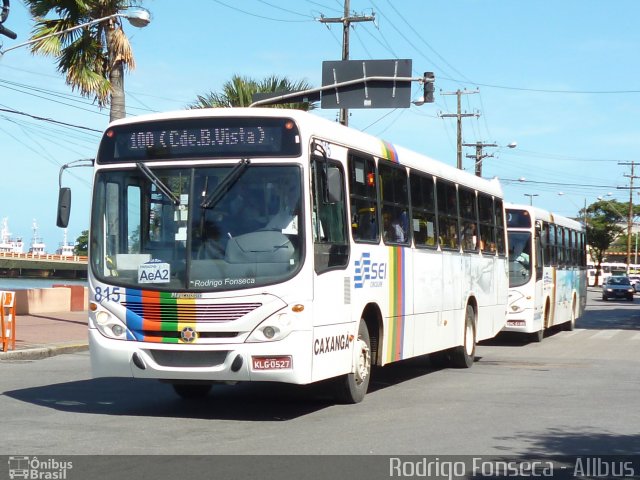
left=524, top=193, right=539, bottom=205
left=558, top=192, right=586, bottom=225
left=0, top=7, right=151, bottom=56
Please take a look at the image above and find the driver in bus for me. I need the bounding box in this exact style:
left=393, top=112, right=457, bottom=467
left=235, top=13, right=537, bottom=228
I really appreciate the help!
left=266, top=179, right=300, bottom=234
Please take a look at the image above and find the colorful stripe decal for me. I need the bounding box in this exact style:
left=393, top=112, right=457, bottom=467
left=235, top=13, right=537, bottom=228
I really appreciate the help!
left=381, top=140, right=399, bottom=163
left=386, top=247, right=406, bottom=362
left=124, top=289, right=197, bottom=343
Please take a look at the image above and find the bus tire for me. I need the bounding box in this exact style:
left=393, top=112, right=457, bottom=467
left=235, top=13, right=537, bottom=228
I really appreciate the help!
left=450, top=305, right=476, bottom=368
left=334, top=320, right=371, bottom=404
left=563, top=302, right=576, bottom=331
left=171, top=383, right=212, bottom=399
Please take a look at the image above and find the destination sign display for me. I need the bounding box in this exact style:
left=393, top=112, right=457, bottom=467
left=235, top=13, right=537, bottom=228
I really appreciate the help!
left=506, top=209, right=532, bottom=228
left=97, top=117, right=301, bottom=163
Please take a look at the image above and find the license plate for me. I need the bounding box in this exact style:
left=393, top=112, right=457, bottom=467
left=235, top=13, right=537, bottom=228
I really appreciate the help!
left=507, top=320, right=526, bottom=326
left=252, top=356, right=292, bottom=370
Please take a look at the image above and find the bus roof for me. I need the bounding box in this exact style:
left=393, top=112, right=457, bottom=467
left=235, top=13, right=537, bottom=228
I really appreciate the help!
left=106, top=107, right=504, bottom=198
left=505, top=202, right=583, bottom=231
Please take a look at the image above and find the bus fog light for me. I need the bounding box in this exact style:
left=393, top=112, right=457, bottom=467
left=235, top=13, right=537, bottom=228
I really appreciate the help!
left=247, top=313, right=295, bottom=342
left=111, top=325, right=125, bottom=337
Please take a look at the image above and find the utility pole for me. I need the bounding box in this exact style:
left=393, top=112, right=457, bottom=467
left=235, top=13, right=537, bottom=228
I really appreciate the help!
left=463, top=141, right=497, bottom=177
left=440, top=89, right=479, bottom=169
left=318, top=0, right=375, bottom=126
left=619, top=161, right=640, bottom=271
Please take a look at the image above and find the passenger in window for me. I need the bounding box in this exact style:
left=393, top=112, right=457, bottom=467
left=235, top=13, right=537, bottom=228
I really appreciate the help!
left=383, top=212, right=405, bottom=243
left=462, top=222, right=477, bottom=251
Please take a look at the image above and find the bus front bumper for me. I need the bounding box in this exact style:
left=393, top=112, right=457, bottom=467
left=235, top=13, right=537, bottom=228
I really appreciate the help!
left=89, top=328, right=314, bottom=385
left=502, top=310, right=541, bottom=334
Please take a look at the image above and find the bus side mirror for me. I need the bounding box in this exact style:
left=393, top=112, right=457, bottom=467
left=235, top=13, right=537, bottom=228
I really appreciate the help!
left=326, top=166, right=343, bottom=203
left=57, top=187, right=71, bottom=228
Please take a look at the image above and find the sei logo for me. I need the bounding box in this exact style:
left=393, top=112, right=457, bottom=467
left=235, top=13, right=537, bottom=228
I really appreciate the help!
left=354, top=252, right=387, bottom=288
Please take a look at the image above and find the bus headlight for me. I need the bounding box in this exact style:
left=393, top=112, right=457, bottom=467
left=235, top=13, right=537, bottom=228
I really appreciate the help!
left=509, top=303, right=524, bottom=313
left=91, top=309, right=129, bottom=340
left=247, top=313, right=293, bottom=342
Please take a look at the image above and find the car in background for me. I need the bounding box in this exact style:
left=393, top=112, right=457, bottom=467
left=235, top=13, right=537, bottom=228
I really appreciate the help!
left=602, top=276, right=635, bottom=301
left=629, top=275, right=640, bottom=292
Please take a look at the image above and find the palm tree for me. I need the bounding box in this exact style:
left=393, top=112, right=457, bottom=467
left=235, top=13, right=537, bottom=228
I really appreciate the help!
left=24, top=0, right=141, bottom=122
left=190, top=74, right=318, bottom=110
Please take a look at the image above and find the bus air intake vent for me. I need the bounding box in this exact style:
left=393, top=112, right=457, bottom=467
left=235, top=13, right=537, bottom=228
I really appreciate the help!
left=148, top=350, right=228, bottom=368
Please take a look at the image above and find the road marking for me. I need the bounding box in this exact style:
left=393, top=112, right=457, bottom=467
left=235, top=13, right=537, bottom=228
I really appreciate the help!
left=589, top=330, right=618, bottom=339
left=561, top=329, right=585, bottom=337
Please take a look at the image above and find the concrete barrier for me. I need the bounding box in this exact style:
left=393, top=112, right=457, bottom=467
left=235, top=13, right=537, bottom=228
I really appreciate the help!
left=13, top=286, right=88, bottom=315
left=53, top=284, right=88, bottom=311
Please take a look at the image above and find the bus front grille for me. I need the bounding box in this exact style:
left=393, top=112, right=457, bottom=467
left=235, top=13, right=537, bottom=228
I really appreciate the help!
left=122, top=301, right=262, bottom=323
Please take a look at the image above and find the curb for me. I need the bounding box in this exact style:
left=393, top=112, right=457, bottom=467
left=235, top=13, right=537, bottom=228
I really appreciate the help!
left=0, top=343, right=89, bottom=361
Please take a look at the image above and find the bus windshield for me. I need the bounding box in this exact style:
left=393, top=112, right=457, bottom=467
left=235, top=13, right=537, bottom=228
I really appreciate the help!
left=90, top=164, right=303, bottom=291
left=508, top=231, right=532, bottom=287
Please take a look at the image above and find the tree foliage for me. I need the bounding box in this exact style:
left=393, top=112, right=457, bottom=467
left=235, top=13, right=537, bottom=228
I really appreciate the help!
left=190, top=75, right=318, bottom=110
left=25, top=0, right=142, bottom=121
left=585, top=200, right=625, bottom=283
left=74, top=230, right=89, bottom=256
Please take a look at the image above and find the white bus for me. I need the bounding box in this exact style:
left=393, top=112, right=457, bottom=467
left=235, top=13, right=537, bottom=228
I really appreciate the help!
left=587, top=261, right=627, bottom=287
left=505, top=204, right=587, bottom=341
left=59, top=108, right=508, bottom=403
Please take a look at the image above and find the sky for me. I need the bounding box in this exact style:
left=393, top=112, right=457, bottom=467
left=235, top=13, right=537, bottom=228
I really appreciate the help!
left=1, top=0, right=639, bottom=251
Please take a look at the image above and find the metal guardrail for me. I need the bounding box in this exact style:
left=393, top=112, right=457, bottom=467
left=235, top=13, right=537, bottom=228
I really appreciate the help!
left=0, top=251, right=87, bottom=263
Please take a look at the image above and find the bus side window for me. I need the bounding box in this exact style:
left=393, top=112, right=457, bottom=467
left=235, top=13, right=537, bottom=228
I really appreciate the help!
left=459, top=186, right=478, bottom=252
left=410, top=171, right=437, bottom=248
left=535, top=223, right=544, bottom=280
left=436, top=181, right=459, bottom=250
left=312, top=157, right=349, bottom=273
left=477, top=193, right=495, bottom=254
left=349, top=153, right=379, bottom=243
left=379, top=162, right=410, bottom=245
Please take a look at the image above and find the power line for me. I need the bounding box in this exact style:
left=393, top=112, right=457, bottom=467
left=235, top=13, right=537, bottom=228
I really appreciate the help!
left=0, top=107, right=102, bottom=132
left=211, top=0, right=314, bottom=22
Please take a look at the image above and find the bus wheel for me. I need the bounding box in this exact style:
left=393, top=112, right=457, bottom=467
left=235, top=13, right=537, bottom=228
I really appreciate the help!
left=531, top=329, right=544, bottom=342
left=334, top=320, right=371, bottom=404
left=563, top=303, right=576, bottom=331
left=171, top=383, right=212, bottom=399
left=450, top=305, right=476, bottom=368
left=532, top=307, right=547, bottom=342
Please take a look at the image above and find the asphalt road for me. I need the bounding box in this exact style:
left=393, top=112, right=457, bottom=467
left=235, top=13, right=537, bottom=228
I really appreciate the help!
left=1, top=287, right=638, bottom=458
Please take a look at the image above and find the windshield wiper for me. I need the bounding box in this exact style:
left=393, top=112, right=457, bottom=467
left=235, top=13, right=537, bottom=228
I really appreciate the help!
left=200, top=158, right=250, bottom=209
left=136, top=162, right=180, bottom=205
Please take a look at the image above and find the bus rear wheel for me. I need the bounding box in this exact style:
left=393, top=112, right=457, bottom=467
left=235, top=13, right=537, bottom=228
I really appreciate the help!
left=450, top=305, right=476, bottom=368
left=562, top=302, right=576, bottom=331
left=334, top=320, right=371, bottom=404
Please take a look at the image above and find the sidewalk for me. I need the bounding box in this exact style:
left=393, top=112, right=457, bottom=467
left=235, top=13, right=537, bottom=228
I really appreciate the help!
left=0, top=310, right=88, bottom=360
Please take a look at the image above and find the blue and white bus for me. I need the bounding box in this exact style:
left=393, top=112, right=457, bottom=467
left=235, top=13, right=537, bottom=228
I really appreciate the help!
left=505, top=204, right=587, bottom=341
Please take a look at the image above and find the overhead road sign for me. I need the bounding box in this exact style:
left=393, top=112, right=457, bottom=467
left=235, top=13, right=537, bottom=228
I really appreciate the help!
left=321, top=59, right=412, bottom=109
